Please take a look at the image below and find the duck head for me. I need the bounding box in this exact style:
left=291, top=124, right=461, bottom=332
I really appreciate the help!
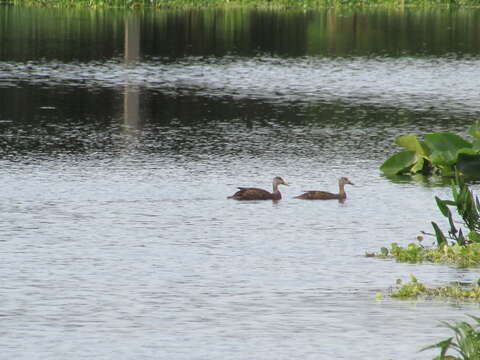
left=273, top=176, right=289, bottom=187
left=339, top=177, right=354, bottom=186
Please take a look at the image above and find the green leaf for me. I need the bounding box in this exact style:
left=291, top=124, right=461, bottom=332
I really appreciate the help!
left=468, top=120, right=480, bottom=139
left=432, top=221, right=448, bottom=247
left=380, top=150, right=416, bottom=175
left=420, top=337, right=454, bottom=355
left=435, top=196, right=451, bottom=217
left=473, top=140, right=480, bottom=151
left=395, top=134, right=431, bottom=156
left=424, top=132, right=472, bottom=165
left=411, top=156, right=425, bottom=173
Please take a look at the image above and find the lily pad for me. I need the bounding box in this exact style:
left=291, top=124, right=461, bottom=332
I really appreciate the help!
left=380, top=150, right=416, bottom=175
left=424, top=132, right=472, bottom=165
left=395, top=134, right=431, bottom=157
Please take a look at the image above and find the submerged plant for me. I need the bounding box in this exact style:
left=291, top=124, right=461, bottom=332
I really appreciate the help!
left=380, top=120, right=480, bottom=179
left=422, top=316, right=480, bottom=360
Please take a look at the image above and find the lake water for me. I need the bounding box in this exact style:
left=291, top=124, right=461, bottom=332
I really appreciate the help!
left=1, top=5, right=480, bottom=360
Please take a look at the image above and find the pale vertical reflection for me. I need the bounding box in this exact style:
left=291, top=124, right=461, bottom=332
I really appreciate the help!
left=124, top=13, right=141, bottom=135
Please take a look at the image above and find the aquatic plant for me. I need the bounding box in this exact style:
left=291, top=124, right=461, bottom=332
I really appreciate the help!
left=386, top=277, right=480, bottom=358
left=380, top=121, right=480, bottom=179
left=368, top=171, right=480, bottom=266
left=422, top=316, right=480, bottom=360
left=389, top=275, right=480, bottom=300
left=432, top=174, right=480, bottom=247
left=367, top=242, right=480, bottom=267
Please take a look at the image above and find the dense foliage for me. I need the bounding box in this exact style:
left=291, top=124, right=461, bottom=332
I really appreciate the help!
left=380, top=121, right=480, bottom=179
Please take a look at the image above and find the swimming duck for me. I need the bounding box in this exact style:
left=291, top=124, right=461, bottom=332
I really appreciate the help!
left=228, top=176, right=289, bottom=200
left=294, top=177, right=354, bottom=200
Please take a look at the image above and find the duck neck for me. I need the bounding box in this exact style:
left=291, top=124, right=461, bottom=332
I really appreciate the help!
left=338, top=182, right=346, bottom=196
left=272, top=182, right=279, bottom=193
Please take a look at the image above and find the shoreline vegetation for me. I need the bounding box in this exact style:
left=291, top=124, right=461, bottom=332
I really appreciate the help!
left=3, top=0, right=480, bottom=8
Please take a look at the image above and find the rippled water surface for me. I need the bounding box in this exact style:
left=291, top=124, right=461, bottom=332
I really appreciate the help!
left=1, top=5, right=480, bottom=360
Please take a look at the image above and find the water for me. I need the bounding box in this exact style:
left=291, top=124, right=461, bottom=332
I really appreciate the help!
left=1, top=5, right=480, bottom=360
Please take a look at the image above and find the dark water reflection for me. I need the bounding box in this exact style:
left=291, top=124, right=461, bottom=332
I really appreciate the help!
left=1, top=5, right=480, bottom=360
left=2, top=6, right=480, bottom=61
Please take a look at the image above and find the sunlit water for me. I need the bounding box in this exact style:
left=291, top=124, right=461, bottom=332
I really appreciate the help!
left=1, top=6, right=480, bottom=360
left=2, top=56, right=480, bottom=113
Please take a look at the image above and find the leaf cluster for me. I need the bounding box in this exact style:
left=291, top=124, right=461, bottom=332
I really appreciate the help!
left=432, top=174, right=480, bottom=247
left=381, top=121, right=480, bottom=179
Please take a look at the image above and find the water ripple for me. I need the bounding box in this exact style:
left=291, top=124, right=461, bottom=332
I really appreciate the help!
left=2, top=56, right=480, bottom=113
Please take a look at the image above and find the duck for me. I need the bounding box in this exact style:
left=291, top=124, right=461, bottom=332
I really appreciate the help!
left=294, top=177, right=354, bottom=200
left=228, top=176, right=289, bottom=200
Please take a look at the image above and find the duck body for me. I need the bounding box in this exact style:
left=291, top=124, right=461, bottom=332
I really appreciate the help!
left=295, top=177, right=354, bottom=200
left=228, top=176, right=288, bottom=201
left=229, top=187, right=282, bottom=200
left=295, top=190, right=345, bottom=200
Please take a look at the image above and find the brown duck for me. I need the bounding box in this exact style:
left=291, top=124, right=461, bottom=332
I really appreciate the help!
left=228, top=176, right=289, bottom=200
left=295, top=177, right=354, bottom=200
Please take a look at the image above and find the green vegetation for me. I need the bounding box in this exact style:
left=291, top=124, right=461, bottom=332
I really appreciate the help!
left=423, top=316, right=480, bottom=360
left=368, top=241, right=480, bottom=267
left=387, top=275, right=480, bottom=300
left=380, top=121, right=480, bottom=179
left=368, top=173, right=480, bottom=266
left=5, top=0, right=480, bottom=8
left=377, top=276, right=480, bottom=358
left=432, top=174, right=480, bottom=247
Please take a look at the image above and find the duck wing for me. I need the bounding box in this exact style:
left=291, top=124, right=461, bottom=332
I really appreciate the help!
left=228, top=187, right=274, bottom=200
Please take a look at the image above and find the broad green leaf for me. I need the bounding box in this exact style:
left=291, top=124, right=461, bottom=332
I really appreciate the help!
left=380, top=150, right=416, bottom=175
left=424, top=132, right=472, bottom=165
left=457, top=153, right=480, bottom=179
left=468, top=120, right=480, bottom=139
left=395, top=134, right=431, bottom=156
